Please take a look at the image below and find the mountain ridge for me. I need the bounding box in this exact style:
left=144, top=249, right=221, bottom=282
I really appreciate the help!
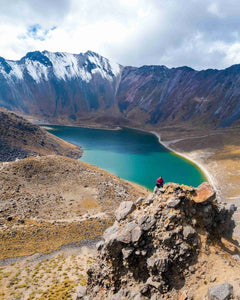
left=0, top=50, right=240, bottom=128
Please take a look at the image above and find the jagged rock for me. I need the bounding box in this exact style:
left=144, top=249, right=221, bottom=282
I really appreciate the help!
left=208, top=282, right=233, bottom=300
left=96, top=241, right=104, bottom=250
left=103, top=223, right=119, bottom=242
left=179, top=242, right=189, bottom=255
left=131, top=226, right=143, bottom=243
left=146, top=276, right=162, bottom=290
left=193, top=182, right=216, bottom=203
left=136, top=197, right=144, bottom=205
left=138, top=215, right=156, bottom=231
left=167, top=197, right=181, bottom=208
left=76, top=285, right=87, bottom=299
left=122, top=247, right=134, bottom=259
left=147, top=255, right=169, bottom=273
left=145, top=193, right=155, bottom=205
left=140, top=285, right=149, bottom=295
left=183, top=225, right=196, bottom=241
left=116, top=201, right=136, bottom=221
left=225, top=203, right=236, bottom=214
left=86, top=182, right=236, bottom=300
left=117, top=222, right=142, bottom=244
left=162, top=232, right=172, bottom=246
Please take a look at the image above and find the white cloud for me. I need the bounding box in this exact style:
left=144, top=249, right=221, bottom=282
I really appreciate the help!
left=0, top=0, right=240, bottom=69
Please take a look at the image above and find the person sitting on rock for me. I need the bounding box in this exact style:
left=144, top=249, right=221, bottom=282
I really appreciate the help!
left=156, top=176, right=164, bottom=188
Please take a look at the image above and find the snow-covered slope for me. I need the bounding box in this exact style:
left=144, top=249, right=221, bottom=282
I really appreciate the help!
left=0, top=50, right=122, bottom=117
left=0, top=50, right=121, bottom=83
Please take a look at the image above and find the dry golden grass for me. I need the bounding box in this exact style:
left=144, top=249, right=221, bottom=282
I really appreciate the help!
left=0, top=247, right=95, bottom=300
left=0, top=218, right=113, bottom=260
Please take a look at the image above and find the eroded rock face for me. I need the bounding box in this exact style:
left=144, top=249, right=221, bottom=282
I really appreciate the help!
left=116, top=201, right=136, bottom=221
left=85, top=182, right=236, bottom=300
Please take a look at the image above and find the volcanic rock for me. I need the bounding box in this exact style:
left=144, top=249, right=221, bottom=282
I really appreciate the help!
left=116, top=201, right=136, bottom=221
left=86, top=182, right=236, bottom=299
left=192, top=182, right=216, bottom=203
left=208, top=282, right=233, bottom=300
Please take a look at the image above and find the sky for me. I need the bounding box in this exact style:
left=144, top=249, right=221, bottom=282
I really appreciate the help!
left=1, top=0, right=240, bottom=70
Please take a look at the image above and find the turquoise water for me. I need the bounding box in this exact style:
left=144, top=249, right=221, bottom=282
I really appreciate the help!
left=47, top=126, right=205, bottom=190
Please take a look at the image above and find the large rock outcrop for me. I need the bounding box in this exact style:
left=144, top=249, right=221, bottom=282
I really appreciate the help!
left=83, top=182, right=236, bottom=299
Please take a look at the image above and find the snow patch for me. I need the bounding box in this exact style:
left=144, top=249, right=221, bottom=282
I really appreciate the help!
left=88, top=54, right=120, bottom=80
left=1, top=51, right=120, bottom=83
left=25, top=59, right=48, bottom=83
left=44, top=52, right=92, bottom=82
left=6, top=62, right=23, bottom=80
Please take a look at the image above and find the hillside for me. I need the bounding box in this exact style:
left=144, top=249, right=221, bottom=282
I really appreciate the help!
left=1, top=176, right=240, bottom=299
left=0, top=51, right=240, bottom=128
left=0, top=155, right=148, bottom=259
left=0, top=107, right=82, bottom=161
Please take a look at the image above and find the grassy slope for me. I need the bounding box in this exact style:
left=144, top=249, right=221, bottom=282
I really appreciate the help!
left=0, top=155, right=148, bottom=259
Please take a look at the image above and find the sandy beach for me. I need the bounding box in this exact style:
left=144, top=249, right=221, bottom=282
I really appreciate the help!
left=150, top=131, right=217, bottom=189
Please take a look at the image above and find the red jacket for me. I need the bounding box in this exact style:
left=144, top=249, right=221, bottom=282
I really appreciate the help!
left=156, top=177, right=164, bottom=185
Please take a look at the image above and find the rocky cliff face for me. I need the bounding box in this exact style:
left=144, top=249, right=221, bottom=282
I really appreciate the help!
left=82, top=182, right=239, bottom=300
left=0, top=51, right=240, bottom=128
left=0, top=51, right=121, bottom=120
left=117, top=65, right=240, bottom=127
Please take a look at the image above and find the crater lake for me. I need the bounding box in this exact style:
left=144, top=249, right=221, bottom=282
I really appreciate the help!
left=46, top=126, right=205, bottom=190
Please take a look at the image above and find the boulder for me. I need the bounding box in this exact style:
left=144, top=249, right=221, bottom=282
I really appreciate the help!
left=103, top=223, right=119, bottom=243
left=116, top=201, right=136, bottom=221
left=76, top=285, right=87, bottom=299
left=193, top=182, right=216, bottom=203
left=167, top=197, right=181, bottom=208
left=86, top=182, right=236, bottom=300
left=136, top=197, right=144, bottom=205
left=183, top=225, right=196, bottom=241
left=145, top=193, right=155, bottom=205
left=138, top=215, right=156, bottom=231
left=147, top=255, right=169, bottom=273
left=208, top=282, right=233, bottom=300
left=146, top=276, right=162, bottom=290
left=122, top=247, right=134, bottom=259
left=117, top=222, right=142, bottom=244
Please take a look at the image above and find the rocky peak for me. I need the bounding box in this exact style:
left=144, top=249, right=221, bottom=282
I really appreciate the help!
left=84, top=182, right=236, bottom=300
left=0, top=57, right=12, bottom=74
left=21, top=51, right=53, bottom=67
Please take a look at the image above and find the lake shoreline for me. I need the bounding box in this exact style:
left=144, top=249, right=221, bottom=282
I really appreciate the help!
left=150, top=131, right=216, bottom=189
left=40, top=121, right=211, bottom=188
left=119, top=125, right=213, bottom=188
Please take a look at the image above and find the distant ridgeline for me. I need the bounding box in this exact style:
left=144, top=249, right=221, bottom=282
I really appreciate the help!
left=0, top=50, right=240, bottom=128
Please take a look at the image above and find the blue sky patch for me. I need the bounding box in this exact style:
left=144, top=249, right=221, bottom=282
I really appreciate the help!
left=19, top=24, right=57, bottom=41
